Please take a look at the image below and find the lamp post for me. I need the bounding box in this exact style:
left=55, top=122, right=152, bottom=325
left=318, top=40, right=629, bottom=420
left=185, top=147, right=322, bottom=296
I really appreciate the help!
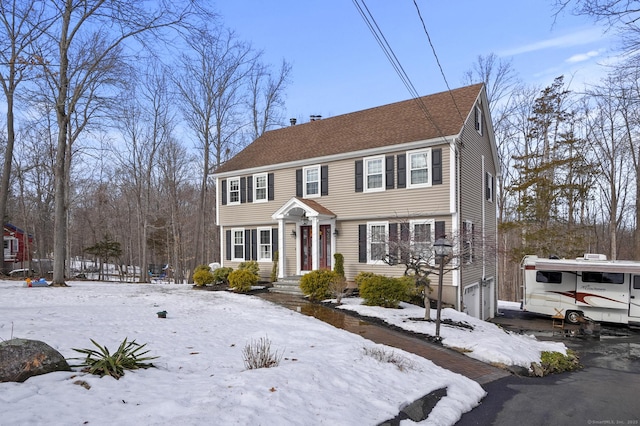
left=433, top=237, right=452, bottom=340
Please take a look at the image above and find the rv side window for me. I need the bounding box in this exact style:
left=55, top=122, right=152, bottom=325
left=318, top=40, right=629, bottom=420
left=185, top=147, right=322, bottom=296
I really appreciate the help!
left=536, top=271, right=562, bottom=283
left=581, top=271, right=624, bottom=284
left=634, top=276, right=640, bottom=290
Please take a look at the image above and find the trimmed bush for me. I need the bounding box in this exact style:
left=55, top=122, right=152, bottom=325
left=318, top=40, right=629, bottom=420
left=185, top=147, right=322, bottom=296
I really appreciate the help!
left=354, top=271, right=376, bottom=289
left=238, top=260, right=260, bottom=277
left=228, top=268, right=257, bottom=293
left=333, top=253, right=345, bottom=278
left=193, top=265, right=214, bottom=286
left=300, top=270, right=338, bottom=301
left=212, top=267, right=233, bottom=285
left=359, top=274, right=413, bottom=308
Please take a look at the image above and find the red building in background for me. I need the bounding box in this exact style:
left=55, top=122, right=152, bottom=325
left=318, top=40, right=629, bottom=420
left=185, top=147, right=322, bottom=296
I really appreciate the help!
left=4, top=223, right=33, bottom=265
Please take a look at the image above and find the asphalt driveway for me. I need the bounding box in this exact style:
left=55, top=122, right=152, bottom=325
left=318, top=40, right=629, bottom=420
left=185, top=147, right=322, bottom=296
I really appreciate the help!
left=456, top=309, right=640, bottom=425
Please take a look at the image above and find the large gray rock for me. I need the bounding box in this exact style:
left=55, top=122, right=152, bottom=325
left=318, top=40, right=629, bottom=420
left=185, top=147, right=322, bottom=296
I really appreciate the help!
left=0, top=338, right=71, bottom=382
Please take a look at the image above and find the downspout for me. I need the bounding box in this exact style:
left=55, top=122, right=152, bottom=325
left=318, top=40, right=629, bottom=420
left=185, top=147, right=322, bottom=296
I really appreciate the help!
left=455, top=135, right=462, bottom=312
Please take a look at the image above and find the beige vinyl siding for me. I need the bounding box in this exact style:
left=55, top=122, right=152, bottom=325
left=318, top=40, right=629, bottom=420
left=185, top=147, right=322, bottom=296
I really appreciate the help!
left=218, top=145, right=451, bottom=226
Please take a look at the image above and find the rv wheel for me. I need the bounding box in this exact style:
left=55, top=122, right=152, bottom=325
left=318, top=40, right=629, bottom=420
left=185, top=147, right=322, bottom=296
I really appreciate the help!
left=565, top=310, right=583, bottom=324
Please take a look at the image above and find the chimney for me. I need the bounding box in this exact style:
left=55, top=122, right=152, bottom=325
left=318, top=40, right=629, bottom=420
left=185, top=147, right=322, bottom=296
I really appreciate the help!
left=290, top=118, right=297, bottom=126
left=310, top=115, right=322, bottom=122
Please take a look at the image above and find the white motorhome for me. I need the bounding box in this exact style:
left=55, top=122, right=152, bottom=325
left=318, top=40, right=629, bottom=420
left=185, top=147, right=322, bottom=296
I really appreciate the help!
left=521, top=254, right=640, bottom=326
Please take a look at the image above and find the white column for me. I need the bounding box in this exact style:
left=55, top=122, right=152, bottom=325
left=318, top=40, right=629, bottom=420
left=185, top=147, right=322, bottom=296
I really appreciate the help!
left=311, top=217, right=319, bottom=270
left=278, top=218, right=286, bottom=278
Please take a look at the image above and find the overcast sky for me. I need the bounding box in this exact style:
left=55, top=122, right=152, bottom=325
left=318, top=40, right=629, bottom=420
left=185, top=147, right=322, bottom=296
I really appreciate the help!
left=214, top=1, right=617, bottom=124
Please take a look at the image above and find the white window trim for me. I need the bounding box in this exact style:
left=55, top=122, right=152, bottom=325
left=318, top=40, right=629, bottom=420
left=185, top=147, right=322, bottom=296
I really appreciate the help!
left=406, top=148, right=432, bottom=189
left=253, top=173, right=268, bottom=203
left=231, top=228, right=245, bottom=261
left=228, top=177, right=241, bottom=205
left=364, top=155, right=385, bottom=193
left=257, top=227, right=272, bottom=262
left=303, top=165, right=321, bottom=198
left=367, top=221, right=389, bottom=264
left=410, top=219, right=435, bottom=265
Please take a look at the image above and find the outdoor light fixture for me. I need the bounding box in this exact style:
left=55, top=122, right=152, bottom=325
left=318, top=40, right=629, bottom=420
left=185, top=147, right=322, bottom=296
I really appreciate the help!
left=333, top=228, right=339, bottom=236
left=433, top=237, right=452, bottom=340
left=290, top=229, right=296, bottom=238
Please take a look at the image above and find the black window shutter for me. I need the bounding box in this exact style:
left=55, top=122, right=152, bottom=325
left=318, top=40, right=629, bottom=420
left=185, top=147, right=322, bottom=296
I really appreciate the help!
left=355, top=160, right=363, bottom=193
left=296, top=169, right=303, bottom=197
left=221, top=180, right=227, bottom=205
left=251, top=229, right=257, bottom=260
left=358, top=224, right=367, bottom=263
left=432, top=148, right=442, bottom=185
left=388, top=223, right=398, bottom=265
left=321, top=165, right=328, bottom=196
left=400, top=222, right=410, bottom=263
left=385, top=156, right=395, bottom=189
left=435, top=221, right=445, bottom=239
left=225, top=230, right=231, bottom=260
left=271, top=228, right=278, bottom=255
left=485, top=172, right=490, bottom=200
left=397, top=154, right=406, bottom=188
left=247, top=176, right=253, bottom=203
left=268, top=173, right=275, bottom=200
left=240, top=177, right=247, bottom=203
left=244, top=229, right=251, bottom=260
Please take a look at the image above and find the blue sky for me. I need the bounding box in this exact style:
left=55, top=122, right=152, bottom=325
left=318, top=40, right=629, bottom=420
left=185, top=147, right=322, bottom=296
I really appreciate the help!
left=215, top=1, right=616, bottom=123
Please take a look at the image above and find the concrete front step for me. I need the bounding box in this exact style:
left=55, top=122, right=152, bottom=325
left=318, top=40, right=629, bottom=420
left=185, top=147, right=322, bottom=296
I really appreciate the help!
left=269, top=277, right=303, bottom=295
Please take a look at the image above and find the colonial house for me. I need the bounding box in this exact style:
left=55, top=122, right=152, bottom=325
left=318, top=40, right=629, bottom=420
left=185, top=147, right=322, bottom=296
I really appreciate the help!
left=214, top=83, right=499, bottom=320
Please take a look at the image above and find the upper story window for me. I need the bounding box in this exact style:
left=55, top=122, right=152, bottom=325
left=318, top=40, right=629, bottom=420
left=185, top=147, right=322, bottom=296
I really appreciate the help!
left=304, top=165, right=320, bottom=197
left=485, top=172, right=494, bottom=202
left=228, top=177, right=240, bottom=204
left=407, top=149, right=431, bottom=188
left=365, top=156, right=385, bottom=192
left=475, top=106, right=483, bottom=136
left=254, top=173, right=267, bottom=202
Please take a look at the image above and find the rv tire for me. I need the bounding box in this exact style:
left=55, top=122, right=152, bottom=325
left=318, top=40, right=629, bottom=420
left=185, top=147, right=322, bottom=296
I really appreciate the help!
left=566, top=310, right=583, bottom=325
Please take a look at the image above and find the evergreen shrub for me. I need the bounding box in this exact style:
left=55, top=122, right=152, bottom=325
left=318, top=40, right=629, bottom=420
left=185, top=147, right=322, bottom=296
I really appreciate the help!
left=359, top=274, right=413, bottom=308
left=299, top=270, right=338, bottom=301
left=193, top=265, right=214, bottom=286
left=354, top=271, right=376, bottom=289
left=238, top=261, right=260, bottom=277
left=212, top=267, right=233, bottom=285
left=228, top=269, right=257, bottom=293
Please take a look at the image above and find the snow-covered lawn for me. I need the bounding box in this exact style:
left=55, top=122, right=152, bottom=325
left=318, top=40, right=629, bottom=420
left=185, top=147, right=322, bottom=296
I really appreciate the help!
left=337, top=299, right=567, bottom=368
left=0, top=281, right=486, bottom=426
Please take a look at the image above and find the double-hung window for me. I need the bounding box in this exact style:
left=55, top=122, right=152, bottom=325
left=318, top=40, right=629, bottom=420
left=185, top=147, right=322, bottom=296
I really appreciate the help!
left=462, top=220, right=474, bottom=264
left=411, top=220, right=433, bottom=259
left=228, top=177, right=240, bottom=204
left=368, top=222, right=388, bottom=264
left=232, top=229, right=244, bottom=261
left=304, top=165, right=320, bottom=197
left=258, top=228, right=272, bottom=261
left=407, top=149, right=431, bottom=188
left=364, top=156, right=384, bottom=192
left=254, top=174, right=267, bottom=202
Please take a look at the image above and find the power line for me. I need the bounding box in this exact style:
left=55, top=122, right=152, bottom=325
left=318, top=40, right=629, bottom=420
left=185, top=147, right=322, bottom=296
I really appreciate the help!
left=411, top=0, right=466, bottom=124
left=352, top=0, right=446, bottom=138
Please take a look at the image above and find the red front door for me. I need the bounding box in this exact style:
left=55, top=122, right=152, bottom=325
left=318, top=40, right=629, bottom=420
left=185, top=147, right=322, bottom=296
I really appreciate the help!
left=319, top=225, right=331, bottom=270
left=300, top=226, right=312, bottom=271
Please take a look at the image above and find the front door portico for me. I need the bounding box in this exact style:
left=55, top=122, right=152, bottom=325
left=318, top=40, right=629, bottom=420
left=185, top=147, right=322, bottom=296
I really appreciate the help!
left=272, top=197, right=337, bottom=278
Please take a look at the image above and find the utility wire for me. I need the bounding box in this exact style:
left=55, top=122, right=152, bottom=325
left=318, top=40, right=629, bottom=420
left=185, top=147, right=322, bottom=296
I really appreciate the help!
left=411, top=0, right=466, bottom=124
left=352, top=0, right=446, bottom=139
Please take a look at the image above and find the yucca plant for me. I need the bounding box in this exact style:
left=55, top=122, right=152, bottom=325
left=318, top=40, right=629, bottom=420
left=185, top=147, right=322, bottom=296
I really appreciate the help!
left=70, top=338, right=158, bottom=379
